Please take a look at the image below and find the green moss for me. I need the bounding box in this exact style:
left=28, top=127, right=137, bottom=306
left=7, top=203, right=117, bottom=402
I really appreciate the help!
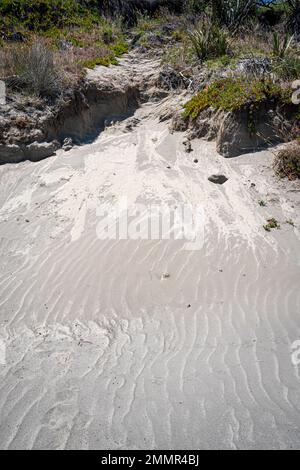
left=102, top=26, right=114, bottom=45
left=183, top=78, right=290, bottom=120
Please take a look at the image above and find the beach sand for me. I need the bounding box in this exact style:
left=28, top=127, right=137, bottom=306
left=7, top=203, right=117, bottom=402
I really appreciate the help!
left=0, top=57, right=300, bottom=450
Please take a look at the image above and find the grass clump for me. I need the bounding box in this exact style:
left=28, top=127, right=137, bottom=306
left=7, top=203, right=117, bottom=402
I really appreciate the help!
left=274, top=141, right=300, bottom=180
left=286, top=219, right=295, bottom=227
left=81, top=40, right=128, bottom=69
left=0, top=10, right=129, bottom=94
left=183, top=78, right=286, bottom=120
left=82, top=56, right=118, bottom=68
left=258, top=200, right=267, bottom=207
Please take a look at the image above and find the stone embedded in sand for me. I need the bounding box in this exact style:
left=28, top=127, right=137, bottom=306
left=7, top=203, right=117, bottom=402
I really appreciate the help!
left=208, top=174, right=228, bottom=185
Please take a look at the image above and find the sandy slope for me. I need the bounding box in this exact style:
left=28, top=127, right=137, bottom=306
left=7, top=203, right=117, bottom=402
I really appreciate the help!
left=0, top=55, right=300, bottom=450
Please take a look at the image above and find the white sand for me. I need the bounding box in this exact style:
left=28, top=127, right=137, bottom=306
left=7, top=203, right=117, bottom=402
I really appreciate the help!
left=0, top=56, right=300, bottom=450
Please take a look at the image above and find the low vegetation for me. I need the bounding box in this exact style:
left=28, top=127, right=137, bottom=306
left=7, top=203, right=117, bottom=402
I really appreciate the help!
left=0, top=0, right=299, bottom=175
left=264, top=218, right=280, bottom=232
left=271, top=55, right=300, bottom=80
left=0, top=0, right=129, bottom=98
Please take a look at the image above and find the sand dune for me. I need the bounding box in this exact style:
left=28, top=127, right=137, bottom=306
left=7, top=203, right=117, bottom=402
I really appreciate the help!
left=0, top=55, right=300, bottom=450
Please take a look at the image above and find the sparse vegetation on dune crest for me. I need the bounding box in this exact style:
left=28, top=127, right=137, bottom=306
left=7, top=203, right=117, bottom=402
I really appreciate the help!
left=274, top=141, right=300, bottom=180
